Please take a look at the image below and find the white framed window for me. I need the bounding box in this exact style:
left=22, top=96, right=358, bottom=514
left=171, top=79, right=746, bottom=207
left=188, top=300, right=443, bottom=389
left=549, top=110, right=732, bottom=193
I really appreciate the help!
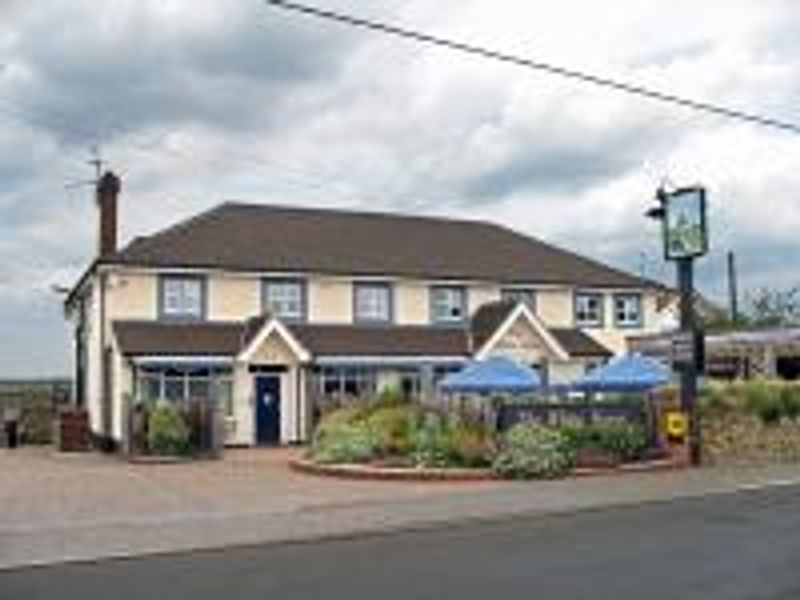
left=136, top=367, right=232, bottom=409
left=501, top=288, right=537, bottom=311
left=318, top=367, right=377, bottom=398
left=160, top=276, right=205, bottom=320
left=574, top=291, right=604, bottom=327
left=430, top=286, right=467, bottom=324
left=354, top=282, right=392, bottom=322
left=614, top=293, right=643, bottom=328
left=263, top=278, right=305, bottom=321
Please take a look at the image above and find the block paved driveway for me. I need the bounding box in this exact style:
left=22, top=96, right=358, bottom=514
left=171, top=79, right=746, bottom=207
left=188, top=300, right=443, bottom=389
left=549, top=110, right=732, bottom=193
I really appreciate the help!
left=0, top=447, right=497, bottom=569
left=0, top=447, right=498, bottom=527
left=4, top=447, right=800, bottom=571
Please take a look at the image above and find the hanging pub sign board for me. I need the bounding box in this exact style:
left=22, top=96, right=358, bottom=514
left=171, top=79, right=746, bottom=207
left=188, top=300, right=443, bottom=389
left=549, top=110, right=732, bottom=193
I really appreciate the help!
left=662, top=187, right=709, bottom=261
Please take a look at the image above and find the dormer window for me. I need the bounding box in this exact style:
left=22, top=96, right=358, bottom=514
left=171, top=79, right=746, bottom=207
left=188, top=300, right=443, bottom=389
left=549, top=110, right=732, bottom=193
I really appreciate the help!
left=160, top=275, right=205, bottom=320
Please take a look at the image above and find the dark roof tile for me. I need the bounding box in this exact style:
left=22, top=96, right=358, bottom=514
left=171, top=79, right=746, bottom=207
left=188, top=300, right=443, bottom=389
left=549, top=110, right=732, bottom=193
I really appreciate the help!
left=109, top=203, right=651, bottom=288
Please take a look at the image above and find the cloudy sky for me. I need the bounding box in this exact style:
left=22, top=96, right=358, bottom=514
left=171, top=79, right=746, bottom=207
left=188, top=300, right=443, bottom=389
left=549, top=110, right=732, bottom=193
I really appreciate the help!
left=1, top=0, right=799, bottom=378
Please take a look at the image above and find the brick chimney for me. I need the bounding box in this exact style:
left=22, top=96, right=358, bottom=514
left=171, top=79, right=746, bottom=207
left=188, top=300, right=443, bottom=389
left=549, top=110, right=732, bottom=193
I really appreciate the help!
left=96, top=171, right=121, bottom=257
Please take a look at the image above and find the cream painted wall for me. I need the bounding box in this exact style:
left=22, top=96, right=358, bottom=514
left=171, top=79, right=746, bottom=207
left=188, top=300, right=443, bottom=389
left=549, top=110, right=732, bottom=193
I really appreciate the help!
left=535, top=288, right=573, bottom=326
left=308, top=277, right=351, bottom=323
left=394, top=280, right=428, bottom=325
left=229, top=363, right=254, bottom=446
left=106, top=271, right=157, bottom=321
left=208, top=274, right=260, bottom=321
left=468, top=284, right=501, bottom=316
left=98, top=268, right=668, bottom=344
left=86, top=280, right=103, bottom=435
left=111, top=340, right=133, bottom=443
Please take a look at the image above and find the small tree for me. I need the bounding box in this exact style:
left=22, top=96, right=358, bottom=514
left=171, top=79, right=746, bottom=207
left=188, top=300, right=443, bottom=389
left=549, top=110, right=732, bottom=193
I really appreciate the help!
left=745, top=287, right=800, bottom=327
left=147, top=403, right=190, bottom=456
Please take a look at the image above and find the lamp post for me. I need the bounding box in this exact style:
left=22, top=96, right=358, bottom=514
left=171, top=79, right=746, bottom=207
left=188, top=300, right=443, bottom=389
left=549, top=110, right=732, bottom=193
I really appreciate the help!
left=647, top=185, right=708, bottom=466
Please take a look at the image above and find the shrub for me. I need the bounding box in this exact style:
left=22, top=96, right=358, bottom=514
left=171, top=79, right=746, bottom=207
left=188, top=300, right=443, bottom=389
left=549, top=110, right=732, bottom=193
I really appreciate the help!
left=414, top=412, right=451, bottom=467
left=367, top=405, right=417, bottom=457
left=311, top=420, right=377, bottom=464
left=147, top=403, right=190, bottom=456
left=699, top=383, right=735, bottom=417
left=370, top=386, right=408, bottom=411
left=779, top=385, right=800, bottom=421
left=445, top=420, right=495, bottom=468
left=492, top=423, right=574, bottom=479
left=560, top=421, right=647, bottom=462
left=743, top=380, right=783, bottom=425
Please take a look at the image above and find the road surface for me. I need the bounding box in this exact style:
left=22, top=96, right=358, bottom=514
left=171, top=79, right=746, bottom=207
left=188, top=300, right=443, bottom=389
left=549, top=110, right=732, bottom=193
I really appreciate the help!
left=2, top=484, right=799, bottom=599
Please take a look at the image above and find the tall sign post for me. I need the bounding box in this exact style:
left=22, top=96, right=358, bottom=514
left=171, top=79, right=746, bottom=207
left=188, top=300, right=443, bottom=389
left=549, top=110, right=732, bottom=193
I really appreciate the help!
left=647, top=186, right=708, bottom=466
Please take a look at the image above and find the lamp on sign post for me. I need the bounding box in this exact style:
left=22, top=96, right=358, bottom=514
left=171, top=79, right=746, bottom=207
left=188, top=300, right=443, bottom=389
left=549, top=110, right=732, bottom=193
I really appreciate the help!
left=646, top=185, right=708, bottom=466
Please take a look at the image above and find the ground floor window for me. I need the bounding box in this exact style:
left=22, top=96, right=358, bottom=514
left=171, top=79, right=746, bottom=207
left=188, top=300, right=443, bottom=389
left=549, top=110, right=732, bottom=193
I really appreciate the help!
left=317, top=366, right=377, bottom=399
left=136, top=366, right=234, bottom=416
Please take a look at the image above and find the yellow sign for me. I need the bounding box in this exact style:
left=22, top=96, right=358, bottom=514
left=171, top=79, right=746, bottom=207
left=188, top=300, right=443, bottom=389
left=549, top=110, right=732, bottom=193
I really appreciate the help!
left=665, top=411, right=688, bottom=442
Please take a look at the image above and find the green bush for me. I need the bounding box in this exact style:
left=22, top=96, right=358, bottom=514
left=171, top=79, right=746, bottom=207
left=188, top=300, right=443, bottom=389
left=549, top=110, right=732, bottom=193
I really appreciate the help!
left=743, top=380, right=783, bottom=425
left=560, top=421, right=647, bottom=462
left=367, top=405, right=417, bottom=457
left=445, top=420, right=495, bottom=468
left=779, top=385, right=800, bottom=421
left=311, top=420, right=377, bottom=464
left=492, top=423, right=574, bottom=479
left=310, top=402, right=496, bottom=469
left=414, top=412, right=451, bottom=467
left=370, top=386, right=408, bottom=411
left=147, top=403, right=190, bottom=456
left=699, top=383, right=735, bottom=417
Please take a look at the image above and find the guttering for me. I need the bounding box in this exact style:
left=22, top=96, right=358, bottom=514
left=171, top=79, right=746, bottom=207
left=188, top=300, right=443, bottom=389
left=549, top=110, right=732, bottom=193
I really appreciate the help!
left=130, top=356, right=234, bottom=367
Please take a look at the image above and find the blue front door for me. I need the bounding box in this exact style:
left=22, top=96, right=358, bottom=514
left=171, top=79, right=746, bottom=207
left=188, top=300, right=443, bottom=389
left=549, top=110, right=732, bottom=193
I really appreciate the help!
left=255, top=375, right=281, bottom=445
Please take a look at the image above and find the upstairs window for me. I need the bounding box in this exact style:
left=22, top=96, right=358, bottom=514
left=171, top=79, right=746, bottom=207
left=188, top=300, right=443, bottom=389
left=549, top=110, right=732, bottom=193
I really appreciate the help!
left=501, top=288, right=537, bottom=312
left=263, top=278, right=305, bottom=321
left=430, top=286, right=467, bottom=325
left=354, top=282, right=392, bottom=323
left=160, top=275, right=205, bottom=320
left=574, top=291, right=604, bottom=327
left=614, top=293, right=643, bottom=328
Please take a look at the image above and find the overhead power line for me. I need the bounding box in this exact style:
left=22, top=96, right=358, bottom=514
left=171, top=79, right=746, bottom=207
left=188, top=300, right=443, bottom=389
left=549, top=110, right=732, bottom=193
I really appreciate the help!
left=265, top=0, right=800, bottom=135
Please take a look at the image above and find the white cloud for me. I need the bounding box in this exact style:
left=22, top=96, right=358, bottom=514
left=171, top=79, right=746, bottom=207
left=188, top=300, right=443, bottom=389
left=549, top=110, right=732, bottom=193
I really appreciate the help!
left=0, top=0, right=799, bottom=376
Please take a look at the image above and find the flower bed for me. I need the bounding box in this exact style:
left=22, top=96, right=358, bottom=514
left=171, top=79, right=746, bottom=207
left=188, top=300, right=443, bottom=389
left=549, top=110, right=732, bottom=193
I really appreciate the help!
left=305, top=391, right=671, bottom=481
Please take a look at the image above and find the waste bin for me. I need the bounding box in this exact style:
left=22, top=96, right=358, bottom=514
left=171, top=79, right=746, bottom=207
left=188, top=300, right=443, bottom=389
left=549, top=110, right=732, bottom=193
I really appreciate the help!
left=4, top=419, right=19, bottom=449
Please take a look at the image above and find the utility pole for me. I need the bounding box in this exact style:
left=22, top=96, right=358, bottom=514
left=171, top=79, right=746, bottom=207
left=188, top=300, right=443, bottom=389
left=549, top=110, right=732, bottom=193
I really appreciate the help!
left=728, top=251, right=739, bottom=323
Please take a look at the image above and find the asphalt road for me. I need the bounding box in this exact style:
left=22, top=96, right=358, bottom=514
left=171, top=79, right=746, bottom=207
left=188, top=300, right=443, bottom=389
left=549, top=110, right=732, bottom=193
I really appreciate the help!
left=2, top=485, right=800, bottom=600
